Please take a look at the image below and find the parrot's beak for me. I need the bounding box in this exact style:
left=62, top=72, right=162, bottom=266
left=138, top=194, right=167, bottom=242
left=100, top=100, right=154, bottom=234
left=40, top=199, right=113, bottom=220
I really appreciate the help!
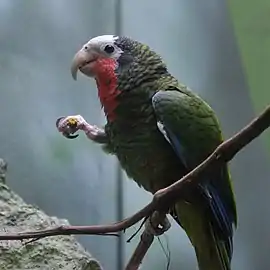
left=71, top=50, right=96, bottom=80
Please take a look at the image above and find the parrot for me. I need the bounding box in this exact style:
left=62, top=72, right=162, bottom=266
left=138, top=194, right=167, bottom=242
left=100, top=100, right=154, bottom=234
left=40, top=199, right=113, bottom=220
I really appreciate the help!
left=57, top=35, right=237, bottom=270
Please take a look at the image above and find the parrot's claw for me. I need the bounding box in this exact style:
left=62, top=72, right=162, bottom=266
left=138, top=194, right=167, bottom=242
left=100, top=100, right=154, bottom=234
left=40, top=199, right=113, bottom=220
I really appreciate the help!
left=56, top=115, right=87, bottom=139
left=63, top=132, right=79, bottom=139
left=56, top=115, right=105, bottom=141
left=145, top=214, right=171, bottom=236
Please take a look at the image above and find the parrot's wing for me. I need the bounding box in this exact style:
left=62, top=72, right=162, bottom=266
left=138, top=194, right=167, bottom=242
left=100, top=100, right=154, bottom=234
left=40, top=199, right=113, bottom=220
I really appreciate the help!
left=152, top=88, right=223, bottom=167
left=152, top=88, right=237, bottom=259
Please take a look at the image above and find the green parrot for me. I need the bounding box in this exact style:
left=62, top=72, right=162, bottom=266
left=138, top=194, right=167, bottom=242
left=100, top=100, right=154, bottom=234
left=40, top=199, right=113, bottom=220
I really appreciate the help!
left=57, top=35, right=237, bottom=270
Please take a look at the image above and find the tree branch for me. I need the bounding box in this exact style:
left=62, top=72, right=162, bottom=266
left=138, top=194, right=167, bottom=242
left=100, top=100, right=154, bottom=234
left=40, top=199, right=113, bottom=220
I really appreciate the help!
left=1, top=104, right=270, bottom=269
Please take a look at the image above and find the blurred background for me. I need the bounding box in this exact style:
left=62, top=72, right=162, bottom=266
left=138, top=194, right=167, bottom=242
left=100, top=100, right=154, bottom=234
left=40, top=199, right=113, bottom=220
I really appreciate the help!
left=0, top=1, right=269, bottom=269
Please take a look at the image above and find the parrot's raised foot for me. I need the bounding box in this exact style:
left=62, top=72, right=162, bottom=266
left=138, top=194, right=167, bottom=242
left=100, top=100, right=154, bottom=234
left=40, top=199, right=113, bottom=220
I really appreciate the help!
left=56, top=115, right=87, bottom=139
left=145, top=212, right=171, bottom=236
left=56, top=115, right=105, bottom=141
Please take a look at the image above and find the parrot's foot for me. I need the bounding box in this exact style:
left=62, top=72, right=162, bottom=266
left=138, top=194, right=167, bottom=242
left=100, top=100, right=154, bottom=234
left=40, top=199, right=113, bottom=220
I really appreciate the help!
left=145, top=212, right=171, bottom=236
left=56, top=115, right=103, bottom=140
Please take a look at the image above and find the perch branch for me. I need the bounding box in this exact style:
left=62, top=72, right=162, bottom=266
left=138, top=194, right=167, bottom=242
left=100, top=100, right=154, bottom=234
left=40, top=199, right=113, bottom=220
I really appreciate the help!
left=1, top=105, right=270, bottom=269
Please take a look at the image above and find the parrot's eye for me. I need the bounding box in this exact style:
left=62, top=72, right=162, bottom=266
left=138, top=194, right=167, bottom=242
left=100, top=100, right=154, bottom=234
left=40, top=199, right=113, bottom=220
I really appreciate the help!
left=104, top=45, right=115, bottom=54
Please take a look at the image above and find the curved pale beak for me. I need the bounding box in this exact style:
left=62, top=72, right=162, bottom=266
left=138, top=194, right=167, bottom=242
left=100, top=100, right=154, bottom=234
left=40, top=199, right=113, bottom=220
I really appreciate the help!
left=70, top=49, right=95, bottom=80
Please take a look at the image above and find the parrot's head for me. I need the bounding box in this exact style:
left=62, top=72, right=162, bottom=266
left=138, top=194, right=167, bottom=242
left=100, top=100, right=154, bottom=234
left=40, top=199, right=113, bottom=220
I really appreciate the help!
left=71, top=35, right=167, bottom=82
left=71, top=35, right=122, bottom=80
left=71, top=35, right=168, bottom=120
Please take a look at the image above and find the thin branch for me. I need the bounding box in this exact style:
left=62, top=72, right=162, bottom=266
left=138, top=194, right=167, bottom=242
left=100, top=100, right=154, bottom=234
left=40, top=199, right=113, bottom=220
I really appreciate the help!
left=1, top=105, right=270, bottom=269
left=0, top=203, right=154, bottom=240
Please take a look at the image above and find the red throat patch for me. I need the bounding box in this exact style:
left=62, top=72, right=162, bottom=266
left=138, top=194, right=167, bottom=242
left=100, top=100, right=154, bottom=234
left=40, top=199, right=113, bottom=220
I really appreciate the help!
left=93, top=58, right=121, bottom=122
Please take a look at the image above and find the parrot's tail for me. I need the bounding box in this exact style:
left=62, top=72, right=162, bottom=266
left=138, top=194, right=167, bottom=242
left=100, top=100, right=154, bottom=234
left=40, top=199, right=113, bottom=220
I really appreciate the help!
left=193, top=226, right=231, bottom=270
left=175, top=202, right=232, bottom=270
